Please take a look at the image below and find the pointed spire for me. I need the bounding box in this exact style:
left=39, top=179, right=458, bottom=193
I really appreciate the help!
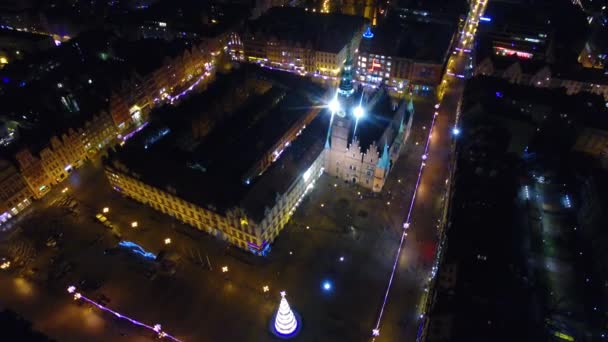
left=377, top=144, right=390, bottom=170
left=337, top=43, right=354, bottom=98
left=274, top=291, right=298, bottom=336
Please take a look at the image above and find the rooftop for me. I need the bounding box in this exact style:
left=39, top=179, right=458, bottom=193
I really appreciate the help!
left=343, top=86, right=407, bottom=152
left=0, top=32, right=199, bottom=156
left=243, top=7, right=366, bottom=53
left=106, top=68, right=328, bottom=221
left=392, top=0, right=469, bottom=21
left=359, top=17, right=454, bottom=63
left=112, top=0, right=250, bottom=38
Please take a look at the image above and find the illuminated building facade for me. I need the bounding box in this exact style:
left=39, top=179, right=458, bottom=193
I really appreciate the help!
left=577, top=16, right=608, bottom=69
left=240, top=7, right=365, bottom=77
left=104, top=68, right=328, bottom=254
left=477, top=1, right=553, bottom=63
left=14, top=149, right=51, bottom=199
left=325, top=50, right=413, bottom=192
left=0, top=159, right=33, bottom=226
left=109, top=41, right=215, bottom=132
left=355, top=19, right=453, bottom=92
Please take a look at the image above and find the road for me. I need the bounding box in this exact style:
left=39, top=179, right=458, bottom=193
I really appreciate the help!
left=370, top=0, right=488, bottom=340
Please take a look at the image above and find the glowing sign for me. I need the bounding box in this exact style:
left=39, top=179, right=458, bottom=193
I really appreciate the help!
left=495, top=47, right=533, bottom=59
left=368, top=59, right=382, bottom=73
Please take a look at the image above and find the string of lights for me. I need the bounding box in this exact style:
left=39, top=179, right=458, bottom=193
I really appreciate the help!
left=372, top=105, right=439, bottom=338
left=274, top=291, right=298, bottom=335
left=67, top=286, right=182, bottom=341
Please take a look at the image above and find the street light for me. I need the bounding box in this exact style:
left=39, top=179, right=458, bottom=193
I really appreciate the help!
left=131, top=221, right=138, bottom=228
left=222, top=266, right=229, bottom=273
left=328, top=96, right=340, bottom=113
left=164, top=238, right=172, bottom=245
left=263, top=285, right=270, bottom=293
left=353, top=105, right=364, bottom=119
left=102, top=207, right=109, bottom=214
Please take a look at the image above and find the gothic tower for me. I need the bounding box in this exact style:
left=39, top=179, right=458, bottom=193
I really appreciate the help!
left=325, top=47, right=357, bottom=177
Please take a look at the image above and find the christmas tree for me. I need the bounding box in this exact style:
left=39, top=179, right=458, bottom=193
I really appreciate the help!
left=274, top=291, right=298, bottom=336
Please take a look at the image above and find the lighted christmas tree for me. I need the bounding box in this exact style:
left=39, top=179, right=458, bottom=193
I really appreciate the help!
left=270, top=291, right=301, bottom=338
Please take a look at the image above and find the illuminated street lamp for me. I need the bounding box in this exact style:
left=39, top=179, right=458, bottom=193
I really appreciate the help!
left=222, top=266, right=229, bottom=273
left=164, top=238, right=172, bottom=245
left=102, top=207, right=109, bottom=214
left=353, top=105, right=365, bottom=137
left=328, top=96, right=340, bottom=114
left=353, top=105, right=364, bottom=119
left=263, top=285, right=270, bottom=293
left=61, top=187, right=69, bottom=193
left=131, top=221, right=138, bottom=228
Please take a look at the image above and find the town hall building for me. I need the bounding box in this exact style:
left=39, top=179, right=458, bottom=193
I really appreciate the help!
left=324, top=49, right=414, bottom=192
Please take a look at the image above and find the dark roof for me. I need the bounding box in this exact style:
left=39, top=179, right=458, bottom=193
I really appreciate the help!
left=244, top=7, right=366, bottom=53
left=480, top=1, right=552, bottom=31
left=240, top=114, right=327, bottom=221
left=0, top=28, right=53, bottom=43
left=112, top=0, right=249, bottom=38
left=465, top=76, right=608, bottom=130
left=0, top=33, right=199, bottom=154
left=112, top=38, right=195, bottom=76
left=344, top=87, right=404, bottom=152
left=106, top=68, right=327, bottom=220
left=360, top=18, right=454, bottom=63
left=393, top=0, right=469, bottom=19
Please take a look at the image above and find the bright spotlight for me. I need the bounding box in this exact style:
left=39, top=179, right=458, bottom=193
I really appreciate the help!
left=452, top=127, right=461, bottom=136
left=353, top=106, right=364, bottom=119
left=328, top=97, right=340, bottom=113
left=322, top=281, right=332, bottom=291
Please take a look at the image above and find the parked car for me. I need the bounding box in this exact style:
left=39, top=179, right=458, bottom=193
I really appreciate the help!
left=95, top=213, right=107, bottom=223
left=46, top=238, right=57, bottom=247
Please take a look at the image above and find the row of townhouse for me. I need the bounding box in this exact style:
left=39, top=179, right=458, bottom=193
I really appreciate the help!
left=109, top=41, right=217, bottom=133
left=3, top=41, right=216, bottom=223
left=475, top=57, right=608, bottom=100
